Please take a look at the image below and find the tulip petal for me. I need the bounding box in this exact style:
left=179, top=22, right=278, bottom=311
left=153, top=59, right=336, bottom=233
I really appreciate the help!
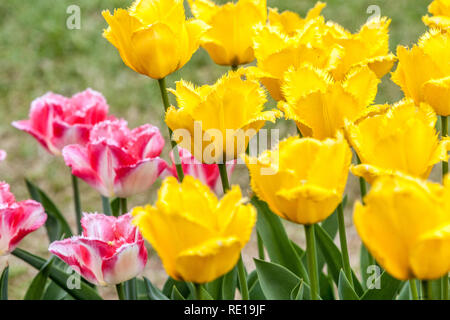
left=175, top=237, right=241, bottom=283
left=114, top=157, right=167, bottom=198
left=131, top=23, right=180, bottom=79
left=409, top=225, right=450, bottom=280
left=102, top=240, right=147, bottom=285
left=81, top=213, right=116, bottom=240
left=423, top=76, right=450, bottom=116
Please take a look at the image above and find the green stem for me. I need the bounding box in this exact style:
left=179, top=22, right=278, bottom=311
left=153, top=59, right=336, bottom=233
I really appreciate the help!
left=157, top=77, right=184, bottom=182
left=101, top=196, right=112, bottom=216
left=120, top=198, right=128, bottom=215
left=237, top=256, right=249, bottom=300
left=421, top=280, right=432, bottom=300
left=0, top=265, right=8, bottom=300
left=71, top=174, right=82, bottom=234
left=218, top=163, right=230, bottom=193
left=409, top=280, right=419, bottom=300
left=304, top=224, right=319, bottom=300
left=218, top=163, right=249, bottom=300
left=337, top=202, right=354, bottom=288
left=257, top=232, right=265, bottom=260
left=443, top=275, right=449, bottom=300
left=116, top=283, right=126, bottom=300
left=194, top=283, right=204, bottom=300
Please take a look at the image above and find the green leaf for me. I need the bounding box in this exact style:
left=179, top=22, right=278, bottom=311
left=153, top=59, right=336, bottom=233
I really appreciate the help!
left=171, top=285, right=185, bottom=300
left=319, top=272, right=336, bottom=300
left=12, top=248, right=102, bottom=300
left=360, top=270, right=402, bottom=300
left=25, top=179, right=73, bottom=241
left=221, top=266, right=237, bottom=300
left=0, top=266, right=8, bottom=300
left=254, top=258, right=301, bottom=300
left=397, top=281, right=412, bottom=300
left=143, top=277, right=169, bottom=300
left=42, top=281, right=73, bottom=300
left=162, top=277, right=190, bottom=299
left=321, top=195, right=346, bottom=240
left=110, top=198, right=120, bottom=217
left=338, top=270, right=359, bottom=300
left=247, top=270, right=266, bottom=300
left=359, top=244, right=372, bottom=290
left=24, top=256, right=55, bottom=300
left=315, top=224, right=363, bottom=295
left=251, top=197, right=306, bottom=279
left=290, top=280, right=305, bottom=300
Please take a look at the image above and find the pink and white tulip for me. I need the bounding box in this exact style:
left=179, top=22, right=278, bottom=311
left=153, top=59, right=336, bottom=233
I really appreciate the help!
left=166, top=148, right=236, bottom=195
left=0, top=182, right=47, bottom=256
left=62, top=119, right=167, bottom=198
left=49, top=213, right=147, bottom=286
left=12, top=89, right=110, bottom=155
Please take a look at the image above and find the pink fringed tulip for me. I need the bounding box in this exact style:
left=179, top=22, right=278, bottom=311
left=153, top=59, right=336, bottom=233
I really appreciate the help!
left=49, top=213, right=147, bottom=286
left=166, top=148, right=236, bottom=195
left=63, top=119, right=167, bottom=198
left=0, top=182, right=47, bottom=256
left=12, top=89, right=109, bottom=155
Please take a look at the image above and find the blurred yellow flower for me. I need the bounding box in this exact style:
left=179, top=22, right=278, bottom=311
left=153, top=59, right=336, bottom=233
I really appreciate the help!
left=423, top=0, right=450, bottom=29
left=279, top=65, right=379, bottom=140
left=244, top=133, right=351, bottom=225
left=132, top=176, right=256, bottom=283
left=347, top=99, right=450, bottom=183
left=354, top=173, right=450, bottom=280
left=165, top=69, right=282, bottom=163
left=102, top=0, right=208, bottom=79
left=249, top=4, right=395, bottom=101
left=392, top=29, right=450, bottom=116
left=267, top=1, right=326, bottom=37
left=188, top=0, right=267, bottom=66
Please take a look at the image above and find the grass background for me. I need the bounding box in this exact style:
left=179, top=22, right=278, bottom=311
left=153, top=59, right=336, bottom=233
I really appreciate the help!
left=0, top=0, right=435, bottom=299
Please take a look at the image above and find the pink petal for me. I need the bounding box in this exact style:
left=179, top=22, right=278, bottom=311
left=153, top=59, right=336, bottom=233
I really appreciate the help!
left=81, top=213, right=116, bottom=240
left=89, top=119, right=130, bottom=147
left=114, top=213, right=142, bottom=243
left=113, top=157, right=167, bottom=198
left=0, top=150, right=6, bottom=162
left=63, top=144, right=107, bottom=196
left=65, top=89, right=109, bottom=125
left=128, top=124, right=165, bottom=159
left=102, top=240, right=147, bottom=285
left=0, top=182, right=15, bottom=206
left=49, top=237, right=114, bottom=286
left=52, top=121, right=92, bottom=151
left=6, top=200, right=47, bottom=252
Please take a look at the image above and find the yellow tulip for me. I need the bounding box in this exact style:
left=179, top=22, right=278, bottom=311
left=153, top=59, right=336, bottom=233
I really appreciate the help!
left=267, top=1, right=326, bottom=37
left=102, top=0, right=208, bottom=79
left=188, top=0, right=267, bottom=66
left=279, top=65, right=379, bottom=140
left=165, top=69, right=282, bottom=163
left=423, top=0, right=450, bottom=29
left=392, top=29, right=450, bottom=116
left=244, top=133, right=352, bottom=225
left=347, top=99, right=450, bottom=183
left=354, top=173, right=450, bottom=280
left=250, top=8, right=342, bottom=101
left=132, top=176, right=256, bottom=283
left=327, top=17, right=396, bottom=81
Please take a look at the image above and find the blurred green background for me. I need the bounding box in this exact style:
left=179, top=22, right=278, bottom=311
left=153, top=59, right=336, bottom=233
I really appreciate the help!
left=0, top=0, right=433, bottom=299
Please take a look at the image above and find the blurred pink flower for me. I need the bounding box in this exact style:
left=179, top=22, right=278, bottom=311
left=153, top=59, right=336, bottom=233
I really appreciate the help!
left=12, top=89, right=110, bottom=155
left=63, top=119, right=167, bottom=198
left=0, top=182, right=47, bottom=256
left=166, top=148, right=236, bottom=195
left=49, top=213, right=147, bottom=286
left=0, top=150, right=6, bottom=161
